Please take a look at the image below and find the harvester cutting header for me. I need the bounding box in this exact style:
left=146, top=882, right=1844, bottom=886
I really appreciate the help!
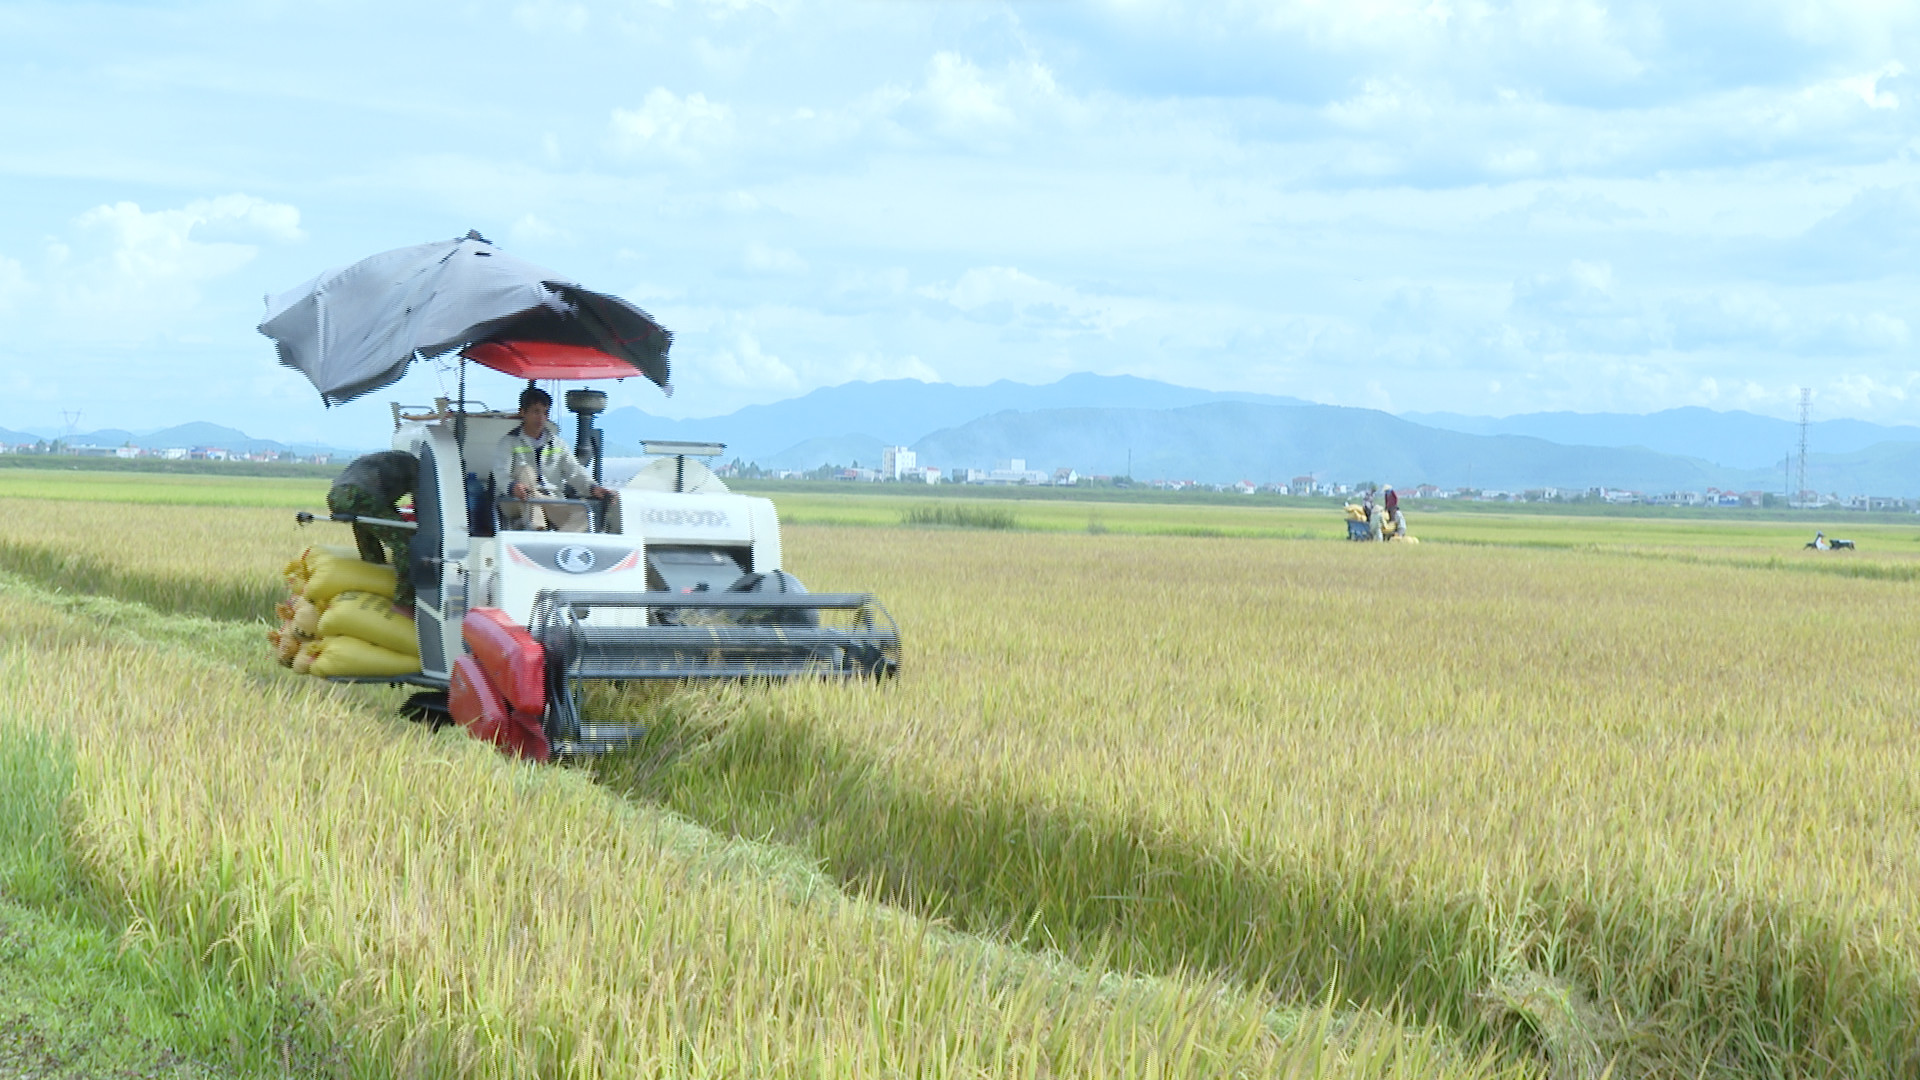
left=261, top=232, right=899, bottom=761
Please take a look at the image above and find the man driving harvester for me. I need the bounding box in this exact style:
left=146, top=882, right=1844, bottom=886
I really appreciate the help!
left=495, top=385, right=612, bottom=531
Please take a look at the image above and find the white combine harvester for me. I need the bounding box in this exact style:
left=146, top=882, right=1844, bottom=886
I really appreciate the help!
left=266, top=235, right=898, bottom=761
left=328, top=350, right=899, bottom=761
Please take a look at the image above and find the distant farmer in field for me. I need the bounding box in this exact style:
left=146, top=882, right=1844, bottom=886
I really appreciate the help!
left=326, top=449, right=418, bottom=607
left=495, top=386, right=612, bottom=532
left=1363, top=488, right=1380, bottom=540
left=1384, top=485, right=1406, bottom=540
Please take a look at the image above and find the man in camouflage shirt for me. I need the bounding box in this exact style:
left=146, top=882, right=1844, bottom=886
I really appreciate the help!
left=326, top=449, right=418, bottom=606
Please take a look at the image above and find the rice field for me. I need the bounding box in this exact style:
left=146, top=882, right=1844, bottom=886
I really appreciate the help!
left=0, top=573, right=1498, bottom=1079
left=3, top=474, right=1919, bottom=1077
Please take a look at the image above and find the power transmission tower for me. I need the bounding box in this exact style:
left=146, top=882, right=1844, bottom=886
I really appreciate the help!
left=1796, top=388, right=1810, bottom=507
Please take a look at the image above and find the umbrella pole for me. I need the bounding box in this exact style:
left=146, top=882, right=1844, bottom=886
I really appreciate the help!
left=455, top=358, right=468, bottom=479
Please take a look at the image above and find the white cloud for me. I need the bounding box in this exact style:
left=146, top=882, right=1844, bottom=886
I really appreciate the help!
left=509, top=214, right=566, bottom=244
left=609, top=89, right=734, bottom=160
left=703, top=330, right=800, bottom=392
left=920, top=266, right=1146, bottom=335
left=833, top=350, right=942, bottom=385
left=33, top=195, right=303, bottom=339
left=925, top=52, right=1016, bottom=128
left=1827, top=372, right=1920, bottom=411
left=1666, top=291, right=1910, bottom=354
left=0, top=255, right=27, bottom=315
left=512, top=1, right=588, bottom=33
left=742, top=243, right=807, bottom=274
left=1837, top=62, right=1906, bottom=110
left=910, top=52, right=1076, bottom=142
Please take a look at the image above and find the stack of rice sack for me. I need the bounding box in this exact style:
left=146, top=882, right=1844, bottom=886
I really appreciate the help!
left=268, top=545, right=421, bottom=677
left=1344, top=503, right=1368, bottom=522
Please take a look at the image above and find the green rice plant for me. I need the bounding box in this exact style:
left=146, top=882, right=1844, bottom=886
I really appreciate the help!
left=0, top=722, right=74, bottom=909
left=0, top=582, right=1515, bottom=1080
left=903, top=503, right=1020, bottom=529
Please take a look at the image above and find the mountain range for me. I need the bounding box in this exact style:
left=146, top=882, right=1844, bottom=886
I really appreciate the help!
left=12, top=376, right=1920, bottom=496
left=0, top=421, right=352, bottom=458
left=1402, top=407, right=1920, bottom=472
left=595, top=373, right=1309, bottom=462
left=593, top=375, right=1919, bottom=495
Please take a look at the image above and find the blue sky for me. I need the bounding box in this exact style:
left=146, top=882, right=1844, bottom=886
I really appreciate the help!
left=2, top=0, right=1917, bottom=447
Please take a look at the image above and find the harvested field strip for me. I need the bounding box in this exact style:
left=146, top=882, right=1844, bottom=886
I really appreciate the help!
left=0, top=499, right=304, bottom=621
left=0, top=537, right=281, bottom=622
left=0, top=580, right=1511, bottom=1080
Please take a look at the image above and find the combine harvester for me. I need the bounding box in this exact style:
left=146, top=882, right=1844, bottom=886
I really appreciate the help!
left=264, top=235, right=899, bottom=761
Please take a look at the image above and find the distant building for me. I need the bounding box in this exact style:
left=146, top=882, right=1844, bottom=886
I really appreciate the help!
left=881, top=446, right=918, bottom=480
left=1053, top=467, right=1079, bottom=486
left=987, top=458, right=1048, bottom=485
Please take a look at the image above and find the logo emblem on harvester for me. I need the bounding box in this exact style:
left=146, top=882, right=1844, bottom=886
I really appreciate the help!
left=555, top=545, right=597, bottom=573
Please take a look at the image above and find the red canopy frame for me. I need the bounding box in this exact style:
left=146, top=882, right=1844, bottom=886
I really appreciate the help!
left=461, top=340, right=640, bottom=380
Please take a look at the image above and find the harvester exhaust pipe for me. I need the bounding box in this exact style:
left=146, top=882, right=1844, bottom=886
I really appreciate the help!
left=565, top=388, right=608, bottom=484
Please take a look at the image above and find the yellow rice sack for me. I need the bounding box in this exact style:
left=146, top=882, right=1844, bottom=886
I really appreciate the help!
left=316, top=591, right=417, bottom=657
left=274, top=599, right=295, bottom=622
left=302, top=556, right=397, bottom=604
left=291, top=596, right=324, bottom=637
left=307, top=635, right=421, bottom=678
left=300, top=544, right=361, bottom=574
left=272, top=621, right=304, bottom=665
left=291, top=640, right=324, bottom=675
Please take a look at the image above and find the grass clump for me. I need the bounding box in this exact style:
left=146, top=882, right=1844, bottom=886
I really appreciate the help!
left=903, top=503, right=1020, bottom=529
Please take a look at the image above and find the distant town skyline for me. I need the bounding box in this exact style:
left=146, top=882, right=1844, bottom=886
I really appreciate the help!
left=2, top=1, right=1917, bottom=449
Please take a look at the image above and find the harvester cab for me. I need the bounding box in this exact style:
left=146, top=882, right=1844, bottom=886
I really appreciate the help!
left=340, top=341, right=899, bottom=761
